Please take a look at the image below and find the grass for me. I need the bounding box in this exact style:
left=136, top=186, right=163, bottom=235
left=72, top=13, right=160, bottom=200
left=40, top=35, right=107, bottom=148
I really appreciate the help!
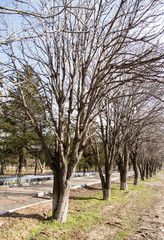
left=1, top=172, right=163, bottom=240
left=111, top=173, right=163, bottom=240
left=27, top=180, right=156, bottom=240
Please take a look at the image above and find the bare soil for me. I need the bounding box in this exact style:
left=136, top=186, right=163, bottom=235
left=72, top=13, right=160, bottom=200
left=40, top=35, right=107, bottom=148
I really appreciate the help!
left=129, top=175, right=164, bottom=240
left=87, top=173, right=164, bottom=240
left=0, top=173, right=164, bottom=240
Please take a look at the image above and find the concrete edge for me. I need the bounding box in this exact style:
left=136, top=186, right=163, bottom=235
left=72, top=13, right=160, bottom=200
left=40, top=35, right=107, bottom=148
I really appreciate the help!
left=71, top=181, right=101, bottom=190
left=0, top=181, right=101, bottom=216
left=37, top=180, right=101, bottom=196
left=0, top=199, right=52, bottom=216
left=38, top=190, right=53, bottom=197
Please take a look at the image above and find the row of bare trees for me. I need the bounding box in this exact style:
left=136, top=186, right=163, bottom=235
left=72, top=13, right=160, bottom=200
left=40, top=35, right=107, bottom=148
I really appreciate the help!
left=0, top=0, right=164, bottom=222
left=91, top=82, right=163, bottom=200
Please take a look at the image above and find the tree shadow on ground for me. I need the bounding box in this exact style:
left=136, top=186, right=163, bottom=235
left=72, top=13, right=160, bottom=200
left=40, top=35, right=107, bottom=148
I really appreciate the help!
left=70, top=196, right=103, bottom=201
left=83, top=185, right=102, bottom=191
left=36, top=195, right=52, bottom=200
left=0, top=212, right=45, bottom=220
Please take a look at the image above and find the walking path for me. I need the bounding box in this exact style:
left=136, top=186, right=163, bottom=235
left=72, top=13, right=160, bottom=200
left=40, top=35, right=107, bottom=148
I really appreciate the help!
left=0, top=172, right=124, bottom=214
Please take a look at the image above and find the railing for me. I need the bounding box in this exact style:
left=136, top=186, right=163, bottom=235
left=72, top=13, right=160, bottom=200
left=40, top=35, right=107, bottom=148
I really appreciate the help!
left=0, top=172, right=98, bottom=186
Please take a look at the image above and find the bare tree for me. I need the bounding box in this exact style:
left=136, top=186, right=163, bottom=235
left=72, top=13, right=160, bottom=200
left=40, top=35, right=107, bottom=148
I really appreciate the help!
left=0, top=0, right=164, bottom=222
left=91, top=96, right=122, bottom=200
left=115, top=81, right=164, bottom=189
left=137, top=122, right=164, bottom=180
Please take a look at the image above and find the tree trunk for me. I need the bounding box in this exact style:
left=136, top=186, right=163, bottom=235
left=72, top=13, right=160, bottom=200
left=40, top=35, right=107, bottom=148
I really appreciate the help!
left=149, top=165, right=153, bottom=177
left=51, top=171, right=71, bottom=222
left=138, top=162, right=145, bottom=180
left=41, top=161, right=45, bottom=173
left=18, top=152, right=24, bottom=177
left=131, top=154, right=139, bottom=185
left=94, top=143, right=112, bottom=201
left=133, top=164, right=139, bottom=185
left=146, top=162, right=149, bottom=179
left=153, top=164, right=157, bottom=175
left=120, top=166, right=128, bottom=190
left=103, top=187, right=111, bottom=200
left=51, top=143, right=81, bottom=222
left=0, top=161, right=6, bottom=175
left=119, top=147, right=128, bottom=190
left=103, top=155, right=113, bottom=199
left=52, top=187, right=70, bottom=222
left=34, top=159, right=38, bottom=175
left=102, top=171, right=112, bottom=200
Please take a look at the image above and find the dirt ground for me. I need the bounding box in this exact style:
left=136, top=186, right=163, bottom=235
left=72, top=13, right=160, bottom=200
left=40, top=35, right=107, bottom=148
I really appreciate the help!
left=86, top=173, right=164, bottom=240
left=129, top=174, right=164, bottom=240
left=0, top=173, right=164, bottom=240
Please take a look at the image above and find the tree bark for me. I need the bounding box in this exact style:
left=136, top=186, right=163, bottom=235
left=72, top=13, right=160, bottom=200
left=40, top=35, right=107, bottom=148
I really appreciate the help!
left=92, top=141, right=112, bottom=201
left=0, top=165, right=5, bottom=175
left=131, top=153, right=139, bottom=185
left=146, top=162, right=149, bottom=179
left=98, top=167, right=111, bottom=200
left=52, top=182, right=70, bottom=222
left=102, top=166, right=112, bottom=200
left=133, top=167, right=139, bottom=185
left=138, top=162, right=145, bottom=180
left=149, top=165, right=153, bottom=177
left=83, top=167, right=86, bottom=176
left=51, top=169, right=71, bottom=222
left=153, top=164, right=157, bottom=175
left=119, top=147, right=128, bottom=190
left=120, top=181, right=128, bottom=190
left=34, top=158, right=38, bottom=175
left=103, top=187, right=111, bottom=201
left=18, top=151, right=24, bottom=177
left=102, top=169, right=112, bottom=200
left=0, top=161, right=6, bottom=175
left=41, top=161, right=45, bottom=173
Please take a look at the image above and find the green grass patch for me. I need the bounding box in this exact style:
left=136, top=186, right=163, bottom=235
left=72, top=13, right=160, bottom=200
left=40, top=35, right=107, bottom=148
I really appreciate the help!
left=28, top=183, right=151, bottom=239
left=3, top=172, right=162, bottom=240
left=28, top=198, right=102, bottom=239
left=115, top=227, right=132, bottom=240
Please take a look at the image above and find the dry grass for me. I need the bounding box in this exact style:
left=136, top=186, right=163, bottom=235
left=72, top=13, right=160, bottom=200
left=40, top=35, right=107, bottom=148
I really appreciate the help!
left=0, top=172, right=163, bottom=240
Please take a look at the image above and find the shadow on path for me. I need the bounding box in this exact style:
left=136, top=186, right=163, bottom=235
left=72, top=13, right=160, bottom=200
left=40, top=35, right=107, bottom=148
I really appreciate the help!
left=0, top=212, right=44, bottom=221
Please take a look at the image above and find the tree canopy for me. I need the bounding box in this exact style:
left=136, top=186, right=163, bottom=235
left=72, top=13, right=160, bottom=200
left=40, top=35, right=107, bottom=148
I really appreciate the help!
left=0, top=0, right=163, bottom=222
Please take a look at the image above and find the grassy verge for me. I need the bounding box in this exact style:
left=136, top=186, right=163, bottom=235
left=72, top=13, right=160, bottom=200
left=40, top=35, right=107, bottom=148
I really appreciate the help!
left=1, top=172, right=163, bottom=240
left=29, top=181, right=156, bottom=239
